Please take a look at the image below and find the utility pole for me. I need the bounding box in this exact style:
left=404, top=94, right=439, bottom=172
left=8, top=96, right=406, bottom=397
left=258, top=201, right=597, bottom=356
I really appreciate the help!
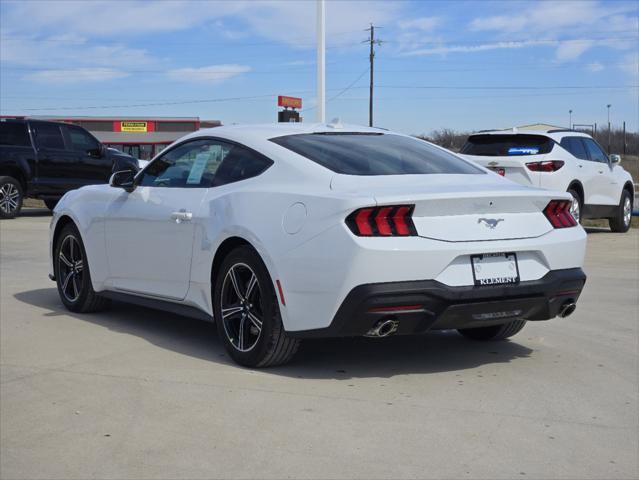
left=365, top=24, right=382, bottom=127
left=316, top=0, right=325, bottom=123
left=569, top=109, right=572, bottom=129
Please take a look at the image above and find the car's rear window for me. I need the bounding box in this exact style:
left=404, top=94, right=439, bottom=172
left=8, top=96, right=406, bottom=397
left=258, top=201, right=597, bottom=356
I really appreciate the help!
left=461, top=134, right=554, bottom=156
left=270, top=133, right=483, bottom=175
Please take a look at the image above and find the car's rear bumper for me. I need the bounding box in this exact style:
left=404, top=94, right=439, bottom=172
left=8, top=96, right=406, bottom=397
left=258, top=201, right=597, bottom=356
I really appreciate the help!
left=287, top=268, right=586, bottom=338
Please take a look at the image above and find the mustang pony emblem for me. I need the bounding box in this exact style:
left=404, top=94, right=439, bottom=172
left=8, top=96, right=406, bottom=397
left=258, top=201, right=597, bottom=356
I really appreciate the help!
left=478, top=218, right=504, bottom=229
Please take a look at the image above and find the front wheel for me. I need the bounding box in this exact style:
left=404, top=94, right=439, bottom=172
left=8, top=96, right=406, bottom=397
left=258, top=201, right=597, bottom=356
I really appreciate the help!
left=54, top=223, right=110, bottom=313
left=213, top=246, right=299, bottom=367
left=0, top=176, right=23, bottom=219
left=458, top=320, right=526, bottom=341
left=609, top=190, right=632, bottom=233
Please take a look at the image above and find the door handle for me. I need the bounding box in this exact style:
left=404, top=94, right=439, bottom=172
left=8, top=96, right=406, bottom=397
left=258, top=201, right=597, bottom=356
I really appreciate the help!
left=171, top=211, right=193, bottom=223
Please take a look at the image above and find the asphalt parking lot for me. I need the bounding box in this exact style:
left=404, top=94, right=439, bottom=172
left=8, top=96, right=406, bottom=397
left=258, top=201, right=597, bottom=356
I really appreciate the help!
left=1, top=210, right=638, bottom=480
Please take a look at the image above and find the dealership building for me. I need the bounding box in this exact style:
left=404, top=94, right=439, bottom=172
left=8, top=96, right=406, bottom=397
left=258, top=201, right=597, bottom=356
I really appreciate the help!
left=29, top=116, right=222, bottom=160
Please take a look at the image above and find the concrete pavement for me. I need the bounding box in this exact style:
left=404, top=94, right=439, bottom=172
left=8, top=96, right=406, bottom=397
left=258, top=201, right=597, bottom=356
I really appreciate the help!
left=1, top=210, right=638, bottom=479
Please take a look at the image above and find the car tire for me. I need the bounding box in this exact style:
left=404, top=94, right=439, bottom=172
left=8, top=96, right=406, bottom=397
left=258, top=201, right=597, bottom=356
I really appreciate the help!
left=44, top=199, right=59, bottom=211
left=213, top=245, right=300, bottom=367
left=609, top=190, right=632, bottom=233
left=0, top=176, right=24, bottom=219
left=457, top=320, right=526, bottom=341
left=54, top=223, right=110, bottom=313
left=567, top=188, right=582, bottom=224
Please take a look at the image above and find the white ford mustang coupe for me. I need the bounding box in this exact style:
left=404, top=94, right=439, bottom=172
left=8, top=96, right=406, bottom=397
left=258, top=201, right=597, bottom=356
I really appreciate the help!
left=49, top=123, right=587, bottom=367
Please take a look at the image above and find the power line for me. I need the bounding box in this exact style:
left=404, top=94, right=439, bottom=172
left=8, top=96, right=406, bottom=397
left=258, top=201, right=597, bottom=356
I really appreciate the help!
left=301, top=67, right=369, bottom=113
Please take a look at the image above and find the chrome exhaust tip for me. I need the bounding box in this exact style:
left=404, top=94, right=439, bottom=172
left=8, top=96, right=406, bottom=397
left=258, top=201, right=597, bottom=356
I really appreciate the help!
left=365, top=318, right=399, bottom=338
left=558, top=301, right=577, bottom=318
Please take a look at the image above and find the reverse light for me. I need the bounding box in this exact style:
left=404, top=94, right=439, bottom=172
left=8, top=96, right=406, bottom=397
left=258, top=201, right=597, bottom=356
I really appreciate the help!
left=346, top=205, right=417, bottom=236
left=526, top=160, right=565, bottom=172
left=543, top=200, right=577, bottom=228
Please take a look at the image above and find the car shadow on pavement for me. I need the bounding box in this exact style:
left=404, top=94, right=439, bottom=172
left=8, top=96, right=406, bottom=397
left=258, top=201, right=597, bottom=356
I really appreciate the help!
left=15, top=288, right=533, bottom=379
left=19, top=208, right=52, bottom=217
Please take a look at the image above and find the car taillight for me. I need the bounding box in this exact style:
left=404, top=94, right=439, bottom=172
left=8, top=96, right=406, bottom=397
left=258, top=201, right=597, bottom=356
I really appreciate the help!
left=543, top=200, right=577, bottom=228
left=526, top=161, right=564, bottom=172
left=346, top=205, right=417, bottom=236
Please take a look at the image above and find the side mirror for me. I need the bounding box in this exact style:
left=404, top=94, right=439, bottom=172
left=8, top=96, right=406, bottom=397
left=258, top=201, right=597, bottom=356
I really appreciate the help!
left=88, top=145, right=105, bottom=158
left=609, top=154, right=621, bottom=165
left=109, top=170, right=136, bottom=192
left=112, top=155, right=139, bottom=174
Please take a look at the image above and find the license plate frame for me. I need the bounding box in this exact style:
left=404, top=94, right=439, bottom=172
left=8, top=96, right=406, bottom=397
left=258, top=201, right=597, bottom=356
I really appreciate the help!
left=471, top=252, right=520, bottom=286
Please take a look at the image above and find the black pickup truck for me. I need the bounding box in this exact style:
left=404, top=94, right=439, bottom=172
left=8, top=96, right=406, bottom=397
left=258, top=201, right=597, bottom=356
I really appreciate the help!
left=0, top=118, right=139, bottom=219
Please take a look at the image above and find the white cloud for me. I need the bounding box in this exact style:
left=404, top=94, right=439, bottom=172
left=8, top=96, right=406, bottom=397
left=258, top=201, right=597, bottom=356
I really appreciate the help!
left=467, top=1, right=638, bottom=60
left=398, top=16, right=441, bottom=31
left=587, top=62, right=604, bottom=72
left=555, top=40, right=594, bottom=61
left=0, top=1, right=401, bottom=47
left=25, top=68, right=129, bottom=83
left=402, top=39, right=551, bottom=56
left=166, top=64, right=251, bottom=84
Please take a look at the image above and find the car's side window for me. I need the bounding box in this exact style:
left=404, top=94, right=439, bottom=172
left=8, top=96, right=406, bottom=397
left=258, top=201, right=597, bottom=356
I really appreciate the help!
left=138, top=139, right=231, bottom=188
left=64, top=125, right=101, bottom=154
left=582, top=139, right=609, bottom=163
left=212, top=144, right=273, bottom=187
left=559, top=137, right=589, bottom=160
left=33, top=123, right=65, bottom=150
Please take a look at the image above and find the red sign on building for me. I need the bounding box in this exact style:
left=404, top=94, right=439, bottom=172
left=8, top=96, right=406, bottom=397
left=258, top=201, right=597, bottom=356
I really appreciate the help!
left=278, top=96, right=302, bottom=109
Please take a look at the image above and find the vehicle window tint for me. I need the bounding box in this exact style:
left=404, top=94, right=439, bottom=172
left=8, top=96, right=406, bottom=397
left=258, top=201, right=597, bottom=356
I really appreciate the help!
left=0, top=122, right=30, bottom=146
left=212, top=144, right=273, bottom=186
left=271, top=133, right=482, bottom=175
left=559, top=137, right=589, bottom=160
left=33, top=123, right=65, bottom=150
left=66, top=125, right=101, bottom=153
left=582, top=139, right=609, bottom=163
left=138, top=139, right=231, bottom=188
left=460, top=134, right=554, bottom=156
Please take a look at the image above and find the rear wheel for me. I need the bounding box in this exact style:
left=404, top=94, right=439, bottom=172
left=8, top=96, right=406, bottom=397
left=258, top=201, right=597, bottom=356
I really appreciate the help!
left=213, top=246, right=299, bottom=367
left=0, top=176, right=23, bottom=219
left=567, top=188, right=582, bottom=224
left=609, top=190, right=632, bottom=233
left=54, top=223, right=109, bottom=313
left=458, top=320, right=526, bottom=341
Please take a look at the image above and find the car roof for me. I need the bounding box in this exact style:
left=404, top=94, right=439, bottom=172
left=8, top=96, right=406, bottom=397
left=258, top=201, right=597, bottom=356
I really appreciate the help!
left=183, top=122, right=388, bottom=144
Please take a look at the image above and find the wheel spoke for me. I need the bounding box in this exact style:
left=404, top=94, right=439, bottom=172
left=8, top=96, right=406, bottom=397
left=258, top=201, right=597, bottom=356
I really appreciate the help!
left=237, top=316, right=246, bottom=350
left=245, top=273, right=258, bottom=300
left=228, top=267, right=244, bottom=300
left=59, top=252, right=73, bottom=267
left=222, top=306, right=243, bottom=319
left=75, top=259, right=83, bottom=272
left=61, top=271, right=73, bottom=295
left=69, top=239, right=75, bottom=261
left=247, top=311, right=262, bottom=332
left=72, top=275, right=80, bottom=298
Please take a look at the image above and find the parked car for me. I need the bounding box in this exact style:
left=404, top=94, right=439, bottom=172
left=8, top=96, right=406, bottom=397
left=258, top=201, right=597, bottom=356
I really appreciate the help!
left=459, top=128, right=634, bottom=232
left=0, top=118, right=138, bottom=219
left=49, top=123, right=587, bottom=367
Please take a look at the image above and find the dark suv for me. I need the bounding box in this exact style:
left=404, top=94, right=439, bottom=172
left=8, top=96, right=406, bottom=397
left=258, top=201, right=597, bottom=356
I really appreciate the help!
left=0, top=118, right=138, bottom=218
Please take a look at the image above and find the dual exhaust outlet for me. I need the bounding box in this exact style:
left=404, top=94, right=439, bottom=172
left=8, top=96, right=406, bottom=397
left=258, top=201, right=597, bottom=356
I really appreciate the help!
left=365, top=300, right=576, bottom=338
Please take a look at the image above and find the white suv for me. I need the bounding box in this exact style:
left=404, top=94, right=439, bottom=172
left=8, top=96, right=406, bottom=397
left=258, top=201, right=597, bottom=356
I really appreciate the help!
left=460, top=129, right=634, bottom=232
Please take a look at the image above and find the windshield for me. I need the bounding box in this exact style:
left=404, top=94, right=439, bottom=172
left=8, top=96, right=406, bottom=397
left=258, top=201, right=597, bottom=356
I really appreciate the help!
left=461, top=134, right=554, bottom=156
left=270, top=133, right=484, bottom=176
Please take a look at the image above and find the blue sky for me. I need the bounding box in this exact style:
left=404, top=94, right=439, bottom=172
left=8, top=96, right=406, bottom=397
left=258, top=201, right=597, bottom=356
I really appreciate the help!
left=1, top=0, right=637, bottom=134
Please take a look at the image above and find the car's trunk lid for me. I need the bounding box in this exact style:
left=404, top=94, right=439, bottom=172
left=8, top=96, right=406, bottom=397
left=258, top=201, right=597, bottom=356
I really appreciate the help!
left=331, top=173, right=560, bottom=242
